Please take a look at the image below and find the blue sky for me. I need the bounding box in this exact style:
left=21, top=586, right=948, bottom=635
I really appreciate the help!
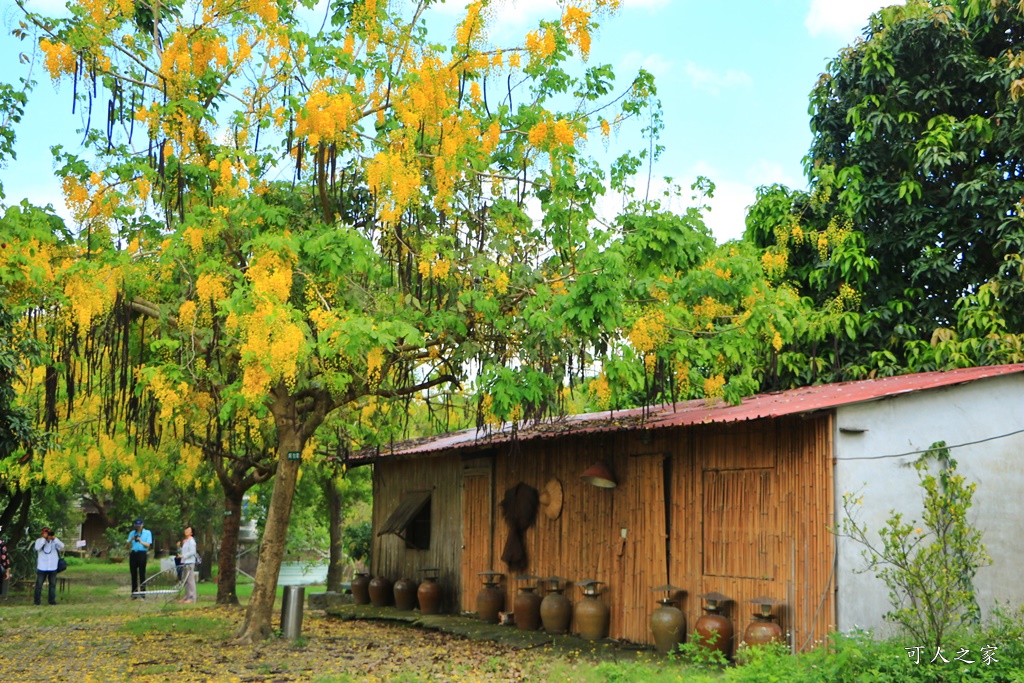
left=0, top=0, right=898, bottom=243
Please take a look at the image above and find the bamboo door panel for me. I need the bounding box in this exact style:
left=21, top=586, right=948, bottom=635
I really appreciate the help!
left=461, top=471, right=492, bottom=612
left=618, top=454, right=668, bottom=644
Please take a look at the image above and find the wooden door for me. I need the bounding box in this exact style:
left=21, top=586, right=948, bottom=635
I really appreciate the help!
left=460, top=467, right=492, bottom=612
left=618, top=454, right=668, bottom=643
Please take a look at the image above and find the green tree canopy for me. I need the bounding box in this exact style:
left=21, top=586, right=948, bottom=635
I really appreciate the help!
left=747, top=0, right=1024, bottom=382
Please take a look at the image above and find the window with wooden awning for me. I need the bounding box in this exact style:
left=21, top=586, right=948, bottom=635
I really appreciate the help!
left=378, top=490, right=432, bottom=549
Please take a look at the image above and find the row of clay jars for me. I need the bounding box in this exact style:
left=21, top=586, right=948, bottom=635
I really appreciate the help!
left=653, top=605, right=778, bottom=657
left=512, top=586, right=610, bottom=640
left=351, top=573, right=442, bottom=614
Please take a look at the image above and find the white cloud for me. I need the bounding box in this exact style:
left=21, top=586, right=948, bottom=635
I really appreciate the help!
left=439, top=0, right=668, bottom=29
left=683, top=61, right=752, bottom=95
left=619, top=51, right=673, bottom=81
left=622, top=0, right=670, bottom=11
left=804, top=0, right=905, bottom=39
left=593, top=160, right=805, bottom=244
left=694, top=160, right=805, bottom=243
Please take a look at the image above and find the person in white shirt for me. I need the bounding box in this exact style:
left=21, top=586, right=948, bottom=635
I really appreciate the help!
left=178, top=525, right=197, bottom=603
left=34, top=527, right=64, bottom=605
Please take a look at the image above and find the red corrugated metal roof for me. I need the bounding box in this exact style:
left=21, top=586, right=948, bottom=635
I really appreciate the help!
left=352, top=364, right=1024, bottom=463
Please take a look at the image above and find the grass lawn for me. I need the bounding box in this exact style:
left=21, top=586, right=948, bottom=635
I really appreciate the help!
left=2, top=560, right=1022, bottom=682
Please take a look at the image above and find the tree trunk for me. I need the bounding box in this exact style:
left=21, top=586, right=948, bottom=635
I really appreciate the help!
left=326, top=475, right=344, bottom=593
left=217, top=488, right=244, bottom=605
left=233, top=419, right=304, bottom=643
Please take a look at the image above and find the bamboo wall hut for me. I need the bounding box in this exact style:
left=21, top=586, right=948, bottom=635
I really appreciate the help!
left=355, top=364, right=1024, bottom=649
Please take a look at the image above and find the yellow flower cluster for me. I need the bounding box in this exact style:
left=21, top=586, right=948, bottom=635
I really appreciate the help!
left=128, top=477, right=151, bottom=502
left=790, top=224, right=805, bottom=245
left=675, top=362, right=691, bottom=395
left=418, top=255, right=452, bottom=280
left=525, top=28, right=557, bottom=61
left=828, top=282, right=862, bottom=313
left=528, top=117, right=582, bottom=151
left=366, top=346, right=385, bottom=386
left=761, top=248, right=789, bottom=280
left=145, top=370, right=190, bottom=423
left=248, top=0, right=278, bottom=23
left=209, top=156, right=250, bottom=197
left=772, top=330, right=784, bottom=352
left=561, top=5, right=592, bottom=59
left=480, top=393, right=500, bottom=425
left=39, top=39, right=76, bottom=81
left=628, top=308, right=669, bottom=353
left=64, top=268, right=121, bottom=329
left=295, top=85, right=358, bottom=148
left=238, top=303, right=309, bottom=400
left=817, top=234, right=829, bottom=261
left=74, top=0, right=131, bottom=24
left=703, top=374, right=726, bottom=399
left=179, top=443, right=204, bottom=488
left=456, top=1, right=487, bottom=49
left=196, top=272, right=228, bottom=307
left=178, top=299, right=198, bottom=328
left=483, top=120, right=502, bottom=153
left=367, top=150, right=419, bottom=223
left=588, top=374, right=612, bottom=409
left=493, top=270, right=510, bottom=295
left=692, top=296, right=734, bottom=323
left=247, top=250, right=293, bottom=301
left=42, top=451, right=74, bottom=488
left=395, top=55, right=456, bottom=128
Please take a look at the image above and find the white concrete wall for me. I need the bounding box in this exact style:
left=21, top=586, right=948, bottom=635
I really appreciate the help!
left=833, top=373, right=1024, bottom=635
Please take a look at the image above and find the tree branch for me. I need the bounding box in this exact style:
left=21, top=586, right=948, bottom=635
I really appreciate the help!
left=373, top=374, right=458, bottom=398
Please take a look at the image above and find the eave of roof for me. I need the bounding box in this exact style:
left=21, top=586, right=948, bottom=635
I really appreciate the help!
left=350, top=364, right=1024, bottom=464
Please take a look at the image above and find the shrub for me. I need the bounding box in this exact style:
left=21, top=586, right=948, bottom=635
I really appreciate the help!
left=839, top=442, right=989, bottom=649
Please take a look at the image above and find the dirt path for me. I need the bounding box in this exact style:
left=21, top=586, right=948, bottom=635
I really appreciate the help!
left=0, top=607, right=561, bottom=682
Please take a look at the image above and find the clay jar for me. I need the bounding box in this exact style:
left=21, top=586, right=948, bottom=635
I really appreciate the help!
left=477, top=588, right=505, bottom=622
left=476, top=574, right=505, bottom=623
left=575, top=582, right=610, bottom=641
left=514, top=585, right=542, bottom=631
left=351, top=572, right=371, bottom=605
left=393, top=578, right=418, bottom=611
left=539, top=579, right=573, bottom=634
left=743, top=617, right=782, bottom=647
left=418, top=572, right=442, bottom=614
left=650, top=598, right=686, bottom=654
left=694, top=610, right=734, bottom=658
left=368, top=576, right=392, bottom=607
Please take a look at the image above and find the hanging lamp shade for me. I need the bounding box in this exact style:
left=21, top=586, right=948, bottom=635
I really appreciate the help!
left=581, top=461, right=617, bottom=488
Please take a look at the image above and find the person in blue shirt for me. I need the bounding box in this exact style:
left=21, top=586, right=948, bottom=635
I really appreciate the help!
left=126, top=518, right=152, bottom=598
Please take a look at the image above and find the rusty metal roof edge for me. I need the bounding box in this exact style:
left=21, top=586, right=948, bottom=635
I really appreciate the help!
left=350, top=364, right=1024, bottom=463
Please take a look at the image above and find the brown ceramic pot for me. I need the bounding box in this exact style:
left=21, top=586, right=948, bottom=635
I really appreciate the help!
left=694, top=611, right=734, bottom=658
left=477, top=584, right=505, bottom=623
left=743, top=617, right=782, bottom=646
left=514, top=587, right=542, bottom=631
left=394, top=578, right=418, bottom=611
left=576, top=595, right=610, bottom=641
left=418, top=577, right=442, bottom=614
left=540, top=590, right=572, bottom=634
left=351, top=573, right=371, bottom=605
left=368, top=576, right=392, bottom=607
left=650, top=600, right=686, bottom=654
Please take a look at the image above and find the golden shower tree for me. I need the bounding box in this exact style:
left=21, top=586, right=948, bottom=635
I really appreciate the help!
left=5, top=0, right=683, bottom=641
